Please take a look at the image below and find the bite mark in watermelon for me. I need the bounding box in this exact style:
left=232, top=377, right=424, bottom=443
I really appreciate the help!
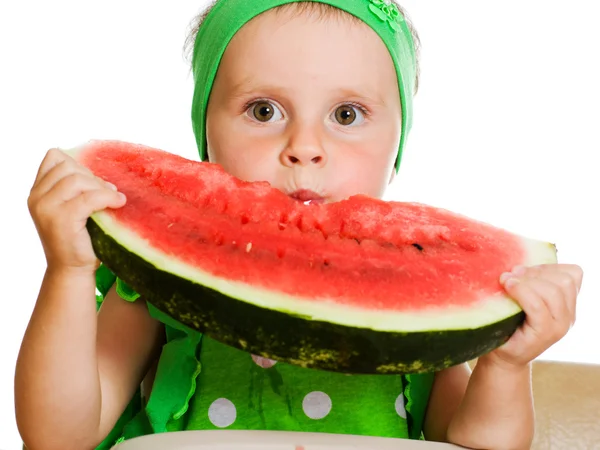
left=68, top=140, right=557, bottom=374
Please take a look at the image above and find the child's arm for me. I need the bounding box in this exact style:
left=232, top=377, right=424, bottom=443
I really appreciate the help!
left=15, top=149, right=164, bottom=450
left=424, top=360, right=534, bottom=449
left=423, top=263, right=583, bottom=449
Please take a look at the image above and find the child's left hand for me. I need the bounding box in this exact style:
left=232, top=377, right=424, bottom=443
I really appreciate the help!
left=482, top=263, right=583, bottom=370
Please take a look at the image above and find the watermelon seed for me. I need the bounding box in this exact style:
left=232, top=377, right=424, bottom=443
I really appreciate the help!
left=246, top=242, right=253, bottom=253
left=167, top=223, right=174, bottom=229
left=353, top=238, right=361, bottom=245
left=323, top=259, right=331, bottom=267
left=412, top=243, right=424, bottom=252
left=278, top=222, right=287, bottom=231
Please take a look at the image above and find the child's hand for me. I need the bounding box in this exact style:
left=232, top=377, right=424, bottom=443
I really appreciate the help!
left=28, top=148, right=126, bottom=274
left=482, top=263, right=583, bottom=370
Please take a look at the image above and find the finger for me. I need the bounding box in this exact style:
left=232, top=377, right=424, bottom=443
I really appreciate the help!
left=535, top=268, right=579, bottom=321
left=521, top=277, right=571, bottom=326
left=64, top=189, right=126, bottom=222
left=30, top=173, right=101, bottom=220
left=34, top=157, right=116, bottom=200
left=34, top=158, right=90, bottom=198
left=43, top=172, right=113, bottom=207
left=33, top=148, right=71, bottom=187
left=517, top=264, right=582, bottom=320
left=536, top=263, right=584, bottom=294
left=503, top=277, right=555, bottom=337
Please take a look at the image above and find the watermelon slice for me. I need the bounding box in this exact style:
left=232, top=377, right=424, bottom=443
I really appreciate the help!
left=68, top=140, right=557, bottom=374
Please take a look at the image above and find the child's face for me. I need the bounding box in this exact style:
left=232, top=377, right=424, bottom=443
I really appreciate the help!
left=205, top=8, right=401, bottom=203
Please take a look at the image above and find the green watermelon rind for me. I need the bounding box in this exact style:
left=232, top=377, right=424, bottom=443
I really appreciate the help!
left=87, top=211, right=557, bottom=374
left=89, top=210, right=557, bottom=331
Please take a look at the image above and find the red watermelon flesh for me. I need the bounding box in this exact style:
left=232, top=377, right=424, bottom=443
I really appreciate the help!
left=73, top=140, right=555, bottom=322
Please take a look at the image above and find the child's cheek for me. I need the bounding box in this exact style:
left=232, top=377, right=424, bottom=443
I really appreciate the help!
left=208, top=130, right=285, bottom=184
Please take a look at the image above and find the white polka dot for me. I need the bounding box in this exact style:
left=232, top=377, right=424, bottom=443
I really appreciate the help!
left=251, top=354, right=277, bottom=368
left=208, top=398, right=236, bottom=428
left=395, top=393, right=407, bottom=419
left=302, top=391, right=332, bottom=419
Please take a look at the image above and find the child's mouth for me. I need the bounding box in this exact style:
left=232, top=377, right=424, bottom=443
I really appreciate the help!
left=288, top=189, right=326, bottom=205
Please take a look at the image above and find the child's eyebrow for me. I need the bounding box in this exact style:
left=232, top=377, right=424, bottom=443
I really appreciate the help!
left=228, top=76, right=255, bottom=99
left=227, top=77, right=286, bottom=100
left=228, top=77, right=389, bottom=106
left=334, top=88, right=389, bottom=107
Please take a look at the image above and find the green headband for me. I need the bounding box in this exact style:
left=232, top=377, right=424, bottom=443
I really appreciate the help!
left=191, top=0, right=417, bottom=172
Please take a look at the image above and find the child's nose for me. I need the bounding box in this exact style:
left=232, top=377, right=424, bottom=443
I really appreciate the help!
left=280, top=129, right=328, bottom=168
left=282, top=150, right=326, bottom=166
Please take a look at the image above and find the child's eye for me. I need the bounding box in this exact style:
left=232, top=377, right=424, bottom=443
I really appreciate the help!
left=332, top=104, right=366, bottom=126
left=247, top=101, right=283, bottom=123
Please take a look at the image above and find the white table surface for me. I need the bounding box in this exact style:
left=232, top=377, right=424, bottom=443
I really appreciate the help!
left=112, top=430, right=463, bottom=449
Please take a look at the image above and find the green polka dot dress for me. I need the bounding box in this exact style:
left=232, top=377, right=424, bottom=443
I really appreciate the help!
left=94, top=268, right=435, bottom=449
left=187, top=336, right=410, bottom=435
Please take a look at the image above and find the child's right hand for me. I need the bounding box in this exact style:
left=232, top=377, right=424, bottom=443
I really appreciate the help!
left=28, top=148, right=126, bottom=274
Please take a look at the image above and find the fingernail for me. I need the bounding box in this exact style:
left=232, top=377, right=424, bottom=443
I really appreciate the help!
left=500, top=272, right=512, bottom=284
left=512, top=265, right=527, bottom=276
left=107, top=182, right=118, bottom=191
left=505, top=277, right=520, bottom=288
left=118, top=192, right=126, bottom=201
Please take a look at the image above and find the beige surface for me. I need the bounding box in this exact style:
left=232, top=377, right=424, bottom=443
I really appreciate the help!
left=530, top=360, right=600, bottom=449
left=111, top=430, right=462, bottom=449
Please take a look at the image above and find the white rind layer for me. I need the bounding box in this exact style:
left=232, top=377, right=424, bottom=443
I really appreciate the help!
left=92, top=210, right=558, bottom=333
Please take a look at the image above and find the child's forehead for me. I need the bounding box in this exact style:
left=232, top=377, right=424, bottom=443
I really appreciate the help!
left=226, top=8, right=391, bottom=70
left=236, top=10, right=378, bottom=52
left=218, top=10, right=398, bottom=100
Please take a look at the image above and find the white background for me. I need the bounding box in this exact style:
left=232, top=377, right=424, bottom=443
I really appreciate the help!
left=1, top=1, right=599, bottom=448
